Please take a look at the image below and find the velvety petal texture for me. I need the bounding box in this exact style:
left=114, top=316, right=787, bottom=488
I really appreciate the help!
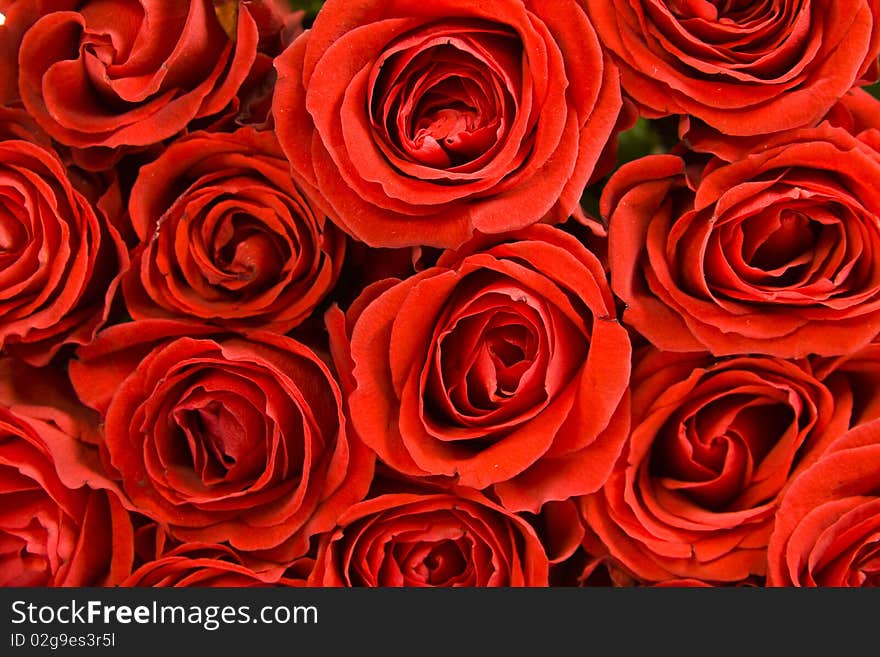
left=3, top=0, right=880, bottom=593
left=813, top=342, right=880, bottom=431
left=124, top=523, right=312, bottom=587
left=13, top=0, right=298, bottom=160
left=0, top=140, right=127, bottom=365
left=68, top=319, right=375, bottom=562
left=273, top=0, right=623, bottom=248
left=123, top=128, right=343, bottom=332
left=768, top=418, right=880, bottom=586
left=607, top=124, right=880, bottom=358
left=586, top=0, right=880, bottom=135
left=0, top=357, right=132, bottom=586
left=310, top=486, right=549, bottom=586
left=580, top=349, right=849, bottom=583
left=337, top=224, right=631, bottom=512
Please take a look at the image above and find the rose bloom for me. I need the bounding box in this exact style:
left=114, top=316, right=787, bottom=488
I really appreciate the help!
left=123, top=129, right=343, bottom=332
left=768, top=418, right=880, bottom=586
left=0, top=104, right=47, bottom=143
left=580, top=349, right=849, bottom=583
left=813, top=342, right=880, bottom=431
left=123, top=543, right=311, bottom=587
left=11, top=0, right=297, bottom=163
left=0, top=139, right=127, bottom=365
left=828, top=86, right=880, bottom=154
left=683, top=86, right=880, bottom=162
left=69, top=319, right=374, bottom=562
left=310, top=485, right=549, bottom=587
left=607, top=123, right=880, bottom=358
left=0, top=358, right=132, bottom=586
left=273, top=0, right=623, bottom=248
left=585, top=0, right=880, bottom=136
left=328, top=225, right=631, bottom=512
left=123, top=544, right=308, bottom=587
left=123, top=522, right=312, bottom=587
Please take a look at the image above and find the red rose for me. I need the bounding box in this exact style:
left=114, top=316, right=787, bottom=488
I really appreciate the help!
left=124, top=531, right=311, bottom=587
left=829, top=87, right=880, bottom=154
left=0, top=140, right=127, bottom=365
left=580, top=350, right=849, bottom=583
left=586, top=0, right=880, bottom=136
left=310, top=487, right=549, bottom=586
left=123, top=129, right=343, bottom=332
left=0, top=358, right=132, bottom=586
left=0, top=104, right=47, bottom=143
left=683, top=87, right=880, bottom=162
left=273, top=0, right=622, bottom=248
left=14, top=1, right=294, bottom=160
left=768, top=418, right=880, bottom=586
left=330, top=225, right=631, bottom=512
left=814, top=342, right=880, bottom=429
left=123, top=544, right=311, bottom=587
left=68, top=319, right=374, bottom=562
left=607, top=124, right=880, bottom=358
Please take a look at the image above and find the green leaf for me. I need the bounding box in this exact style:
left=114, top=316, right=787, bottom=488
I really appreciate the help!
left=616, top=118, right=664, bottom=165
left=290, top=0, right=324, bottom=23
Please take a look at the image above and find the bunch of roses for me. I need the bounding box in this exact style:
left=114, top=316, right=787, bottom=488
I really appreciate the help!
left=1, top=0, right=880, bottom=588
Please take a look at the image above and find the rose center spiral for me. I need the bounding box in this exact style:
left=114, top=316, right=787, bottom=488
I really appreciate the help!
left=172, top=391, right=267, bottom=486
left=396, top=538, right=470, bottom=585
left=651, top=394, right=794, bottom=511
left=369, top=23, right=520, bottom=171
